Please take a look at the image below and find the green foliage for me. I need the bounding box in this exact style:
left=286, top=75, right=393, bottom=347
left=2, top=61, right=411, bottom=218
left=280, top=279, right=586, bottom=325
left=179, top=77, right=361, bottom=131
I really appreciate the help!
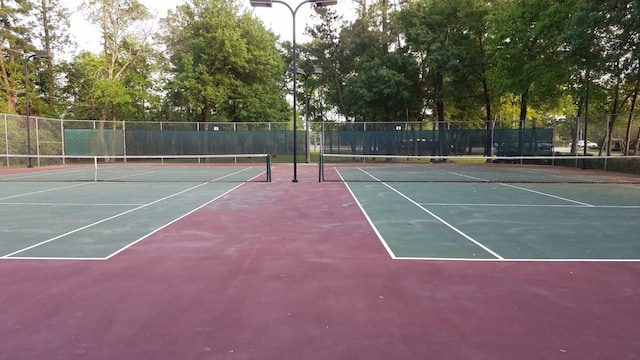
left=162, top=0, right=289, bottom=123
left=488, top=0, right=575, bottom=119
left=0, top=0, right=638, bottom=145
left=342, top=52, right=419, bottom=121
left=396, top=0, right=493, bottom=123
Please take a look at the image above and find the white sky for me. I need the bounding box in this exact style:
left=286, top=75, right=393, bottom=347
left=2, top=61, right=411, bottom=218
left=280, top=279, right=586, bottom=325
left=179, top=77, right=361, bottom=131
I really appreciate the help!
left=66, top=0, right=356, bottom=55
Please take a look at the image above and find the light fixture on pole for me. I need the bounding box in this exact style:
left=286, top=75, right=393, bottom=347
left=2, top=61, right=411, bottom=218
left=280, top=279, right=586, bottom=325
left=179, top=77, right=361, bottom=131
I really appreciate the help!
left=25, top=50, right=53, bottom=168
left=250, top=0, right=337, bottom=182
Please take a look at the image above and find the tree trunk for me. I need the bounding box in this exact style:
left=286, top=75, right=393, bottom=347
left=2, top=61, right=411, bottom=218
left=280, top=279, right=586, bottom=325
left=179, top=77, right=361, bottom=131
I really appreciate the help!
left=477, top=34, right=493, bottom=157
left=602, top=72, right=621, bottom=156
left=41, top=0, right=55, bottom=107
left=202, top=103, right=211, bottom=129
left=635, top=126, right=640, bottom=155
left=435, top=72, right=448, bottom=157
left=518, top=87, right=529, bottom=156
left=624, top=77, right=639, bottom=155
left=482, top=77, right=492, bottom=157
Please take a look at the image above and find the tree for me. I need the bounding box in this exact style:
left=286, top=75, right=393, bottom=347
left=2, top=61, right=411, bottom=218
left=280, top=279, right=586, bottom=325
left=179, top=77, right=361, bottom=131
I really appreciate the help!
left=80, top=0, right=155, bottom=126
left=0, top=0, right=33, bottom=113
left=34, top=0, right=72, bottom=113
left=397, top=0, right=494, bottom=155
left=162, top=0, right=289, bottom=125
left=489, top=0, right=575, bottom=154
left=339, top=19, right=412, bottom=121
left=303, top=5, right=352, bottom=122
left=59, top=52, right=106, bottom=120
left=490, top=0, right=575, bottom=122
left=584, top=0, right=640, bottom=155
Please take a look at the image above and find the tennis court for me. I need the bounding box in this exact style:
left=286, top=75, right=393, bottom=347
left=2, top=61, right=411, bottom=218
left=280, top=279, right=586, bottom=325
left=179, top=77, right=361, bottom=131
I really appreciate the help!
left=0, top=156, right=270, bottom=259
left=4, top=158, right=639, bottom=261
left=1, top=160, right=639, bottom=359
left=343, top=179, right=640, bottom=261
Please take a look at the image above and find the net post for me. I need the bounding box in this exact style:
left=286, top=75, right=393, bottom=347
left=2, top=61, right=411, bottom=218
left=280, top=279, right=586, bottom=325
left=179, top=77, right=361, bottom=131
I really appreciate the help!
left=267, top=154, right=272, bottom=182
left=93, top=156, right=98, bottom=182
left=318, top=153, right=323, bottom=182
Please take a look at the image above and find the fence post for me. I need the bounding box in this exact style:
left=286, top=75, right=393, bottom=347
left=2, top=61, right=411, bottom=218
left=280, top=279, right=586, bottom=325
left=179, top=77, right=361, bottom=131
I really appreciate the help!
left=123, top=120, right=127, bottom=162
left=61, top=117, right=66, bottom=165
left=3, top=114, right=8, bottom=167
left=35, top=117, right=41, bottom=166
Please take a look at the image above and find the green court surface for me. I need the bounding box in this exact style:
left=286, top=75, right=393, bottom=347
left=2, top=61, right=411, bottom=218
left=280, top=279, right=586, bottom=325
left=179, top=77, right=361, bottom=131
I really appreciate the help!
left=0, top=159, right=269, bottom=259
left=0, top=180, right=247, bottom=259
left=345, top=181, right=640, bottom=261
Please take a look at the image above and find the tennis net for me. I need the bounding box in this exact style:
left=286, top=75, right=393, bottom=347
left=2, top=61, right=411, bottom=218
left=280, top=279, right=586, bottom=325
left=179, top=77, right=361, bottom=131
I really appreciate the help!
left=0, top=154, right=271, bottom=183
left=319, top=154, right=640, bottom=184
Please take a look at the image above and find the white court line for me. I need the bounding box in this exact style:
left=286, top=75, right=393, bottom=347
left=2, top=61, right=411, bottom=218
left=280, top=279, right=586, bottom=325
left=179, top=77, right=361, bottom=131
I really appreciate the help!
left=619, top=183, right=640, bottom=190
left=106, top=171, right=157, bottom=181
left=356, top=168, right=504, bottom=260
left=500, top=183, right=594, bottom=207
left=3, top=168, right=254, bottom=259
left=336, top=167, right=639, bottom=262
left=0, top=202, right=145, bottom=206
left=336, top=170, right=397, bottom=259
left=105, top=168, right=267, bottom=259
left=0, top=182, right=91, bottom=201
left=448, top=170, right=595, bottom=207
left=420, top=203, right=640, bottom=209
left=1, top=256, right=107, bottom=261
left=0, top=169, right=165, bottom=202
left=421, top=203, right=582, bottom=207
left=395, top=256, right=640, bottom=262
left=0, top=168, right=89, bottom=181
left=104, top=183, right=246, bottom=259
left=448, top=171, right=489, bottom=182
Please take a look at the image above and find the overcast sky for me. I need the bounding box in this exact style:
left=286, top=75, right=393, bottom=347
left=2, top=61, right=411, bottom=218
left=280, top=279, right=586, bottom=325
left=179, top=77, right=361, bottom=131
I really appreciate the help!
left=66, top=0, right=356, bottom=54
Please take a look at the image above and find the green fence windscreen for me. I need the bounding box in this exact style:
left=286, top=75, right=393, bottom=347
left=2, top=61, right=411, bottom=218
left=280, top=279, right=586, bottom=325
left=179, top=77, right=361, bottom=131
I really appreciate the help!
left=64, top=129, right=124, bottom=156
left=64, top=129, right=300, bottom=156
left=64, top=128, right=554, bottom=157
left=322, top=128, right=554, bottom=156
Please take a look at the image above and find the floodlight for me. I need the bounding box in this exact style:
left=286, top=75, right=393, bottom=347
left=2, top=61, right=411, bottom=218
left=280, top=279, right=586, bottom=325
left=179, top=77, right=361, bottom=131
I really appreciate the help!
left=314, top=0, right=337, bottom=6
left=31, top=50, right=53, bottom=59
left=250, top=0, right=273, bottom=7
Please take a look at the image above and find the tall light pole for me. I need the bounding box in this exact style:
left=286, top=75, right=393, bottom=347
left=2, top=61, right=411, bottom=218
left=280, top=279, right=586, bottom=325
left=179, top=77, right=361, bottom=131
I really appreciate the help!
left=25, top=50, right=53, bottom=168
left=250, top=0, right=337, bottom=182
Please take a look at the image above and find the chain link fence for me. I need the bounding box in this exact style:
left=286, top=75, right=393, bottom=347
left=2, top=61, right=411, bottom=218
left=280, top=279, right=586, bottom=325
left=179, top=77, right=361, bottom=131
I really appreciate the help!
left=2, top=113, right=639, bottom=167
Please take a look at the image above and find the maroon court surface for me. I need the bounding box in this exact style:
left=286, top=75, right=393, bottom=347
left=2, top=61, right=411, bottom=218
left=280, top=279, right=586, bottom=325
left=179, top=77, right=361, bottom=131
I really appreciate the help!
left=1, top=164, right=639, bottom=359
